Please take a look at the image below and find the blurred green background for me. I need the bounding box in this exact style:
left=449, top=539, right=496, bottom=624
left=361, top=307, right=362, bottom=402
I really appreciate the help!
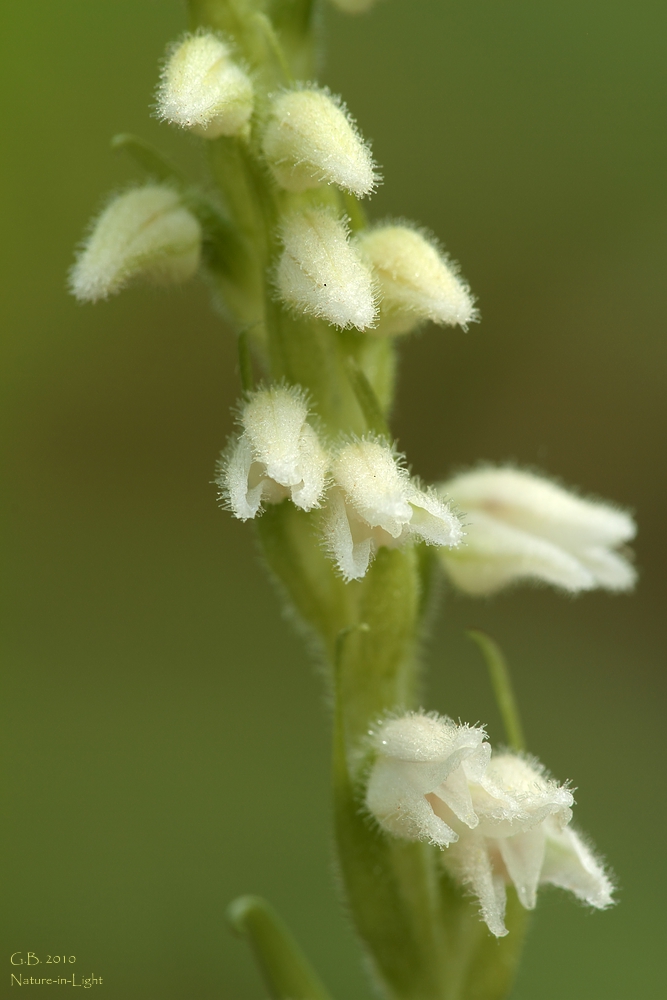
left=1, top=1, right=665, bottom=997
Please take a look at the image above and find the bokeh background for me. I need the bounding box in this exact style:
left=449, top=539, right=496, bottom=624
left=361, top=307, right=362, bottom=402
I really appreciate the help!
left=2, top=1, right=666, bottom=997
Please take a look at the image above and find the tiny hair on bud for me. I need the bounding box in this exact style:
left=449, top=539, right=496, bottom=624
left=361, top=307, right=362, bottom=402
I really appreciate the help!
left=157, top=32, right=254, bottom=139
left=276, top=209, right=378, bottom=330
left=262, top=86, right=379, bottom=197
left=69, top=185, right=201, bottom=303
left=357, top=223, right=477, bottom=336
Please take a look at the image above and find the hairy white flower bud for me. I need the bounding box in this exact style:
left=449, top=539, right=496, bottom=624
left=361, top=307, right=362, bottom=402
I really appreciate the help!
left=438, top=467, right=636, bottom=596
left=365, top=713, right=614, bottom=937
left=324, top=438, right=462, bottom=580
left=276, top=209, right=378, bottom=330
left=365, top=713, right=491, bottom=847
left=443, top=753, right=613, bottom=937
left=157, top=33, right=254, bottom=138
left=356, top=224, right=476, bottom=335
left=262, top=87, right=378, bottom=197
left=217, top=385, right=328, bottom=520
left=70, top=185, right=202, bottom=303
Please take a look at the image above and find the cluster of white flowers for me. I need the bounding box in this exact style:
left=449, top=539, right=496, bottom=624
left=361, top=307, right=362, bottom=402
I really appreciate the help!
left=366, top=712, right=614, bottom=937
left=217, top=386, right=461, bottom=578
left=217, top=387, right=638, bottom=588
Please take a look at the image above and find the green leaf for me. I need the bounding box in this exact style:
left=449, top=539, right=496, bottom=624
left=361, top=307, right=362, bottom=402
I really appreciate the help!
left=227, top=895, right=333, bottom=1000
left=111, top=133, right=186, bottom=185
left=467, top=630, right=526, bottom=752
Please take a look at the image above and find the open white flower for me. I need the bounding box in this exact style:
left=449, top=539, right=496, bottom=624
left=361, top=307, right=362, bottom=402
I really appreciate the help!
left=442, top=753, right=614, bottom=937
left=157, top=33, right=254, bottom=138
left=70, top=185, right=202, bottom=303
left=439, top=466, right=636, bottom=595
left=365, top=715, right=614, bottom=938
left=325, top=438, right=462, bottom=580
left=262, top=86, right=378, bottom=197
left=365, top=713, right=491, bottom=847
left=356, top=224, right=476, bottom=336
left=276, top=209, right=378, bottom=330
left=217, top=385, right=328, bottom=520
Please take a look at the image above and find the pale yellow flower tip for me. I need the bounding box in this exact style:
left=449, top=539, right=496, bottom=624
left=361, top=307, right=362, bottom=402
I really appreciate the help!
left=356, top=224, right=477, bottom=336
left=262, top=87, right=379, bottom=197
left=276, top=209, right=378, bottom=331
left=70, top=185, right=202, bottom=303
left=157, top=32, right=254, bottom=139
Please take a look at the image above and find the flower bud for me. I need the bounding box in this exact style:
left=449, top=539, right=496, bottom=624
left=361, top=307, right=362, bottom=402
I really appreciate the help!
left=217, top=385, right=328, bottom=520
left=438, top=466, right=636, bottom=596
left=70, top=185, right=202, bottom=303
left=157, top=33, right=254, bottom=139
left=324, top=438, right=462, bottom=580
left=276, top=209, right=378, bottom=330
left=262, top=87, right=378, bottom=197
left=356, top=224, right=476, bottom=335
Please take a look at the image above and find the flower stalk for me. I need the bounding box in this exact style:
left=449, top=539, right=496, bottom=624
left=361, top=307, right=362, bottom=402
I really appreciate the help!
left=71, top=2, right=636, bottom=998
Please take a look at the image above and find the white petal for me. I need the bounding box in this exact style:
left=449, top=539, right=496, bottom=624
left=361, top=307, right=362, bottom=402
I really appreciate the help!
left=407, top=485, right=463, bottom=548
left=441, top=510, right=597, bottom=595
left=220, top=435, right=274, bottom=520
left=323, top=486, right=374, bottom=581
left=332, top=439, right=412, bottom=538
left=498, top=827, right=546, bottom=910
left=366, top=758, right=458, bottom=847
left=445, top=467, right=636, bottom=550
left=276, top=210, right=378, bottom=330
left=289, top=423, right=328, bottom=511
left=446, top=835, right=509, bottom=937
left=541, top=822, right=614, bottom=909
left=262, top=87, right=378, bottom=197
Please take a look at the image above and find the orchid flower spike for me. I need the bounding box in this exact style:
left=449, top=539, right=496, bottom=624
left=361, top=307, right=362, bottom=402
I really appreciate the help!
left=262, top=86, right=379, bottom=197
left=217, top=385, right=328, bottom=520
left=70, top=185, right=202, bottom=303
left=157, top=32, right=254, bottom=138
left=438, top=466, right=636, bottom=595
left=276, top=209, right=378, bottom=331
left=356, top=224, right=477, bottom=335
left=365, top=713, right=491, bottom=847
left=324, top=438, right=462, bottom=580
left=442, top=752, right=614, bottom=937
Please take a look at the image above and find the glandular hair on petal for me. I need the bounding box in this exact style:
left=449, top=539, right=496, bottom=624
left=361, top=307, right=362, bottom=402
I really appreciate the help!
left=262, top=86, right=379, bottom=197
left=276, top=209, right=378, bottom=330
left=331, top=439, right=412, bottom=537
left=157, top=32, right=254, bottom=138
left=70, top=185, right=201, bottom=303
left=356, top=224, right=477, bottom=335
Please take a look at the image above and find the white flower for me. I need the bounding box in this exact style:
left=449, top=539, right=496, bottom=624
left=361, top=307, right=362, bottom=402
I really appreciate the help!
left=157, top=32, right=254, bottom=138
left=356, top=224, right=477, bottom=335
left=325, top=438, right=462, bottom=580
left=441, top=753, right=614, bottom=937
left=365, top=715, right=614, bottom=938
left=262, top=86, right=378, bottom=197
left=276, top=209, right=378, bottom=331
left=217, top=385, right=328, bottom=520
left=365, top=713, right=491, bottom=847
left=439, top=467, right=636, bottom=596
left=70, top=185, right=202, bottom=303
